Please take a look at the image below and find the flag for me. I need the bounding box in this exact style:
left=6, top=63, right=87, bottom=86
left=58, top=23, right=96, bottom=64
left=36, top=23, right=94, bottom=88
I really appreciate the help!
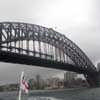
left=21, top=74, right=29, bottom=94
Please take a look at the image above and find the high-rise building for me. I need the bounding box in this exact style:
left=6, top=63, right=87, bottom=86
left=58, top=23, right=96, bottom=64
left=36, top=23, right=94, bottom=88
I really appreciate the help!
left=64, top=71, right=77, bottom=87
left=64, top=71, right=77, bottom=82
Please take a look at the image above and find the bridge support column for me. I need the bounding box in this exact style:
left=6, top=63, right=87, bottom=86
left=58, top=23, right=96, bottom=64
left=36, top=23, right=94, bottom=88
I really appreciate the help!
left=94, top=72, right=100, bottom=87
left=0, top=24, right=2, bottom=51
left=85, top=72, right=100, bottom=87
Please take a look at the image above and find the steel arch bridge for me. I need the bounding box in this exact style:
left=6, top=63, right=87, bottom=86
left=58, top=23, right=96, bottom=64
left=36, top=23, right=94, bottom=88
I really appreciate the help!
left=0, top=22, right=99, bottom=87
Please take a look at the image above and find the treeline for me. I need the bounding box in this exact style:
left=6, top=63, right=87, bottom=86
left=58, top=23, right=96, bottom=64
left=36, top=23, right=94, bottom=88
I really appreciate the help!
left=64, top=78, right=89, bottom=88
left=0, top=84, right=18, bottom=92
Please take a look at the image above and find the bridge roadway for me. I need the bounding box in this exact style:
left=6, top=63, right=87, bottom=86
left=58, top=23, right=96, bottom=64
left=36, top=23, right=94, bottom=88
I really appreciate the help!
left=0, top=50, right=89, bottom=74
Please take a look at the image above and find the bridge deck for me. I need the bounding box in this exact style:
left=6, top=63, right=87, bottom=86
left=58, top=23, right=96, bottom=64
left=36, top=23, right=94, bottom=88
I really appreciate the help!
left=0, top=50, right=87, bottom=74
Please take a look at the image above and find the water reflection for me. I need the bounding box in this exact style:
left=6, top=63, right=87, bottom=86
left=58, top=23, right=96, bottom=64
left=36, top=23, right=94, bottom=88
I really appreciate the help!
left=28, top=96, right=62, bottom=100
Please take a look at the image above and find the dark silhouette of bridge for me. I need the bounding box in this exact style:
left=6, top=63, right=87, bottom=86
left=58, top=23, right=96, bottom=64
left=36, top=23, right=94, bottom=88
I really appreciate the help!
left=0, top=22, right=100, bottom=87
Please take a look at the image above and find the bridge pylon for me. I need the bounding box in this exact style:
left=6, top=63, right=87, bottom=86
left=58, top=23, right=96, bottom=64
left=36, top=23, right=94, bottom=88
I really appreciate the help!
left=0, top=24, right=2, bottom=51
left=85, top=71, right=100, bottom=87
left=95, top=72, right=100, bottom=87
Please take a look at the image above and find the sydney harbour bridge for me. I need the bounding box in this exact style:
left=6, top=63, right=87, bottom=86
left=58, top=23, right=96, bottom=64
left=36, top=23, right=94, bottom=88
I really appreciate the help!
left=0, top=22, right=100, bottom=87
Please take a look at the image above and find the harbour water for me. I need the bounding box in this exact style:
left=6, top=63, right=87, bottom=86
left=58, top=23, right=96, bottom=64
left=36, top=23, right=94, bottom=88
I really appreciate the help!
left=0, top=88, right=100, bottom=100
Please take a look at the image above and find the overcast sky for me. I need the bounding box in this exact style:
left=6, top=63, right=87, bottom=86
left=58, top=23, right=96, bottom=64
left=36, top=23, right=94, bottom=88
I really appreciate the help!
left=0, top=0, right=100, bottom=85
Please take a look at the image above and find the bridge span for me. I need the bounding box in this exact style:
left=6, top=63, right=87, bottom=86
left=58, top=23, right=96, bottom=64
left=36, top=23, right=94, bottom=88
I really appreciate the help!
left=0, top=22, right=100, bottom=87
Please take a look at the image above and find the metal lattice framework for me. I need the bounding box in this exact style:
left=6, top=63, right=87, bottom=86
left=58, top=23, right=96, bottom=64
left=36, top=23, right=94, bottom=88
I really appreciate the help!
left=0, top=22, right=97, bottom=76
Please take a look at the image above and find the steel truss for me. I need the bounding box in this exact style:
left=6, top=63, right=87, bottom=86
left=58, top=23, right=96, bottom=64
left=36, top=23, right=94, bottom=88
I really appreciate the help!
left=0, top=22, right=98, bottom=78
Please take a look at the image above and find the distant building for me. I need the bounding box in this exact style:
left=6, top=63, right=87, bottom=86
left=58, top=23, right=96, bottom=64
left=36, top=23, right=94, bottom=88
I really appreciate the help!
left=45, top=77, right=64, bottom=89
left=64, top=71, right=77, bottom=87
left=64, top=71, right=77, bottom=82
left=97, top=63, right=100, bottom=71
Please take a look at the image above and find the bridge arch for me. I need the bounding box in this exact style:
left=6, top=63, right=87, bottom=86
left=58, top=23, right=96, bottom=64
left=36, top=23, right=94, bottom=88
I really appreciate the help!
left=0, top=22, right=99, bottom=87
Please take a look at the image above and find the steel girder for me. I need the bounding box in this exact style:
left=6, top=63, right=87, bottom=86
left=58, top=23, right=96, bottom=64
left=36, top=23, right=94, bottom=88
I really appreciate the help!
left=0, top=22, right=97, bottom=75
